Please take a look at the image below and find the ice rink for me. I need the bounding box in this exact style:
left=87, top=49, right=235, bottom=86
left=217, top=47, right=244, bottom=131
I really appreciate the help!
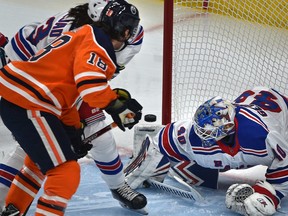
left=0, top=0, right=288, bottom=215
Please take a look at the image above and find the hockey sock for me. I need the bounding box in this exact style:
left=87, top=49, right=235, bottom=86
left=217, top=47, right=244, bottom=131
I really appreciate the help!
left=5, top=156, right=45, bottom=215
left=35, top=160, right=80, bottom=216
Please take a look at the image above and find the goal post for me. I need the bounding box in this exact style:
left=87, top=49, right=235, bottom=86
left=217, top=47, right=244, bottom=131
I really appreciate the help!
left=162, top=0, right=173, bottom=125
left=162, top=0, right=288, bottom=125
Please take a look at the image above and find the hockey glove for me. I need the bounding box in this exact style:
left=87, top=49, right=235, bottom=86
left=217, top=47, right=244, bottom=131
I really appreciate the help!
left=0, top=32, right=9, bottom=68
left=226, top=181, right=278, bottom=216
left=63, top=124, right=93, bottom=159
left=0, top=32, right=8, bottom=48
left=105, top=88, right=142, bottom=131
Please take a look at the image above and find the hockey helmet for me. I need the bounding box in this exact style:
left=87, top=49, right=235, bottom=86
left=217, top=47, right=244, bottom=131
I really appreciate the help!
left=193, top=96, right=236, bottom=147
left=88, top=0, right=109, bottom=22
left=100, top=0, right=140, bottom=41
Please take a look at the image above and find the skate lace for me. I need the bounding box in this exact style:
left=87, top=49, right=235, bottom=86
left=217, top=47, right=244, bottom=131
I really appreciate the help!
left=116, top=183, right=139, bottom=201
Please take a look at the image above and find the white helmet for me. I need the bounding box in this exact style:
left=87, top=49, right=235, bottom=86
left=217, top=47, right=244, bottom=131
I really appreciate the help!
left=88, top=0, right=109, bottom=22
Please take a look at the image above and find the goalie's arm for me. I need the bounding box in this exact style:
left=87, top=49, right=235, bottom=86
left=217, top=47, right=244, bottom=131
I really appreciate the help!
left=263, top=131, right=288, bottom=200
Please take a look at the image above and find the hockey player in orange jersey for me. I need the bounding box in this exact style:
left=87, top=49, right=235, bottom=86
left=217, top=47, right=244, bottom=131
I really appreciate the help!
left=0, top=0, right=146, bottom=215
left=0, top=1, right=144, bottom=215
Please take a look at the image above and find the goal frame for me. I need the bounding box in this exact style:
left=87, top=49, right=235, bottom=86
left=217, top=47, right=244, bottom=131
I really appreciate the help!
left=162, top=0, right=173, bottom=125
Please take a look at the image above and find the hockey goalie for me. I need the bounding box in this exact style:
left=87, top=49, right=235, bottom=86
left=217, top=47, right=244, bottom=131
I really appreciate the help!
left=125, top=86, right=288, bottom=216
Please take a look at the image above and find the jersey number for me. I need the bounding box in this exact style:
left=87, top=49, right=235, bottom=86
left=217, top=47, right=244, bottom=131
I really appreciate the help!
left=177, top=126, right=187, bottom=144
left=87, top=52, right=107, bottom=71
left=29, top=35, right=71, bottom=62
left=234, top=90, right=281, bottom=113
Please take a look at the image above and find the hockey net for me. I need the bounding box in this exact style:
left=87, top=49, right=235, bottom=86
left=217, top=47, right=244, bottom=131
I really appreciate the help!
left=162, top=0, right=288, bottom=124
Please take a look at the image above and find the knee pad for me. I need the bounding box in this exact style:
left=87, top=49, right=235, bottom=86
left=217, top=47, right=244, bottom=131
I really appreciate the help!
left=44, top=160, right=80, bottom=199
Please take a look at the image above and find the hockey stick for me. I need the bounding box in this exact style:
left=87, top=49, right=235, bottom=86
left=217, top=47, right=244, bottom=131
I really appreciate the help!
left=82, top=122, right=118, bottom=144
left=144, top=179, right=204, bottom=202
left=82, top=113, right=135, bottom=144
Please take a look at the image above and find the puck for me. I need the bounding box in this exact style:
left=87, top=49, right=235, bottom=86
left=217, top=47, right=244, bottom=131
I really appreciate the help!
left=144, top=114, right=157, bottom=122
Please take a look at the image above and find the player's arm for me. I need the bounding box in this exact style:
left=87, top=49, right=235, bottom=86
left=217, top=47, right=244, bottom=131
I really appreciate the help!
left=4, top=22, right=42, bottom=61
left=5, top=12, right=73, bottom=62
left=265, top=131, right=288, bottom=198
left=225, top=131, right=287, bottom=216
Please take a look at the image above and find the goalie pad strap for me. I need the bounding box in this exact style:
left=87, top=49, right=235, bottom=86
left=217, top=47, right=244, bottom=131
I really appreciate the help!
left=253, top=184, right=279, bottom=207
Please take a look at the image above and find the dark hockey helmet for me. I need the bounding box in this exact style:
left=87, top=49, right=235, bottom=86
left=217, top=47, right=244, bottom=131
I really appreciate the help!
left=100, top=0, right=140, bottom=41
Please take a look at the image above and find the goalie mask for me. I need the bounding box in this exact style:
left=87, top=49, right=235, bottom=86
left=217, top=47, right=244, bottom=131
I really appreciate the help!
left=193, top=96, right=235, bottom=147
left=88, top=0, right=109, bottom=22
left=100, top=0, right=140, bottom=42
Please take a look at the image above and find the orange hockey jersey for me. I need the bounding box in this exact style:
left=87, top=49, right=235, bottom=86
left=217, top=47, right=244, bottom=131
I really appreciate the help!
left=0, top=24, right=118, bottom=126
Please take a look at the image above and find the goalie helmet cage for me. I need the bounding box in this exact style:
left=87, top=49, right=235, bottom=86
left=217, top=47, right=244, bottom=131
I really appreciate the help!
left=162, top=0, right=288, bottom=124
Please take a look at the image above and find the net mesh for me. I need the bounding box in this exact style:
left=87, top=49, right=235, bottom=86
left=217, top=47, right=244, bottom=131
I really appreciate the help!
left=170, top=0, right=288, bottom=121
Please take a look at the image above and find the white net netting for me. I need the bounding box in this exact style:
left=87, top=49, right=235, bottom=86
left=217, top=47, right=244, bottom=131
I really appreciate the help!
left=170, top=0, right=288, bottom=121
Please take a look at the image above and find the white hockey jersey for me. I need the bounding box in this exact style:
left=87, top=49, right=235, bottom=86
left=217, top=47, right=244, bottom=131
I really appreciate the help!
left=155, top=86, right=288, bottom=200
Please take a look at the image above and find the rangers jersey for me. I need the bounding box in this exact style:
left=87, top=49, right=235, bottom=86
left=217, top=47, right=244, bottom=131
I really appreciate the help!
left=156, top=86, right=288, bottom=200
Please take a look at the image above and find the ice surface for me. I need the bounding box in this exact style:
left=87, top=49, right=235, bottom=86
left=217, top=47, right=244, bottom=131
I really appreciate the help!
left=0, top=0, right=288, bottom=215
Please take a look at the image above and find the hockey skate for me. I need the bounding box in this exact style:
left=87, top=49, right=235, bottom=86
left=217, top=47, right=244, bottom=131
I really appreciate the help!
left=111, top=182, right=148, bottom=215
left=1, top=204, right=20, bottom=216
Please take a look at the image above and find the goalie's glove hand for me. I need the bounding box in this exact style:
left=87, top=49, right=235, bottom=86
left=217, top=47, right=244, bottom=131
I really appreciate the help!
left=105, top=88, right=142, bottom=131
left=63, top=124, right=93, bottom=159
left=245, top=181, right=278, bottom=216
left=226, top=181, right=278, bottom=216
left=226, top=183, right=254, bottom=215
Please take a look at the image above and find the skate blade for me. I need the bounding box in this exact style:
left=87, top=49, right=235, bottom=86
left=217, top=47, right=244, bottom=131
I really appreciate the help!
left=119, top=202, right=148, bottom=215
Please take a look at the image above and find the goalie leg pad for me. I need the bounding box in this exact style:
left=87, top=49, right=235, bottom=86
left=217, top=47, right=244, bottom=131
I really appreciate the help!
left=170, top=161, right=219, bottom=189
left=124, top=135, right=170, bottom=189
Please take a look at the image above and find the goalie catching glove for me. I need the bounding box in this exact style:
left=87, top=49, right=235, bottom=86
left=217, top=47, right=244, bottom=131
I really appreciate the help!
left=105, top=88, right=142, bottom=131
left=225, top=180, right=279, bottom=216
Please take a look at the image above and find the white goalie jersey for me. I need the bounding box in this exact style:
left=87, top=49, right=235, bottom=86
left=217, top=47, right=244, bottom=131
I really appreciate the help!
left=156, top=87, right=288, bottom=200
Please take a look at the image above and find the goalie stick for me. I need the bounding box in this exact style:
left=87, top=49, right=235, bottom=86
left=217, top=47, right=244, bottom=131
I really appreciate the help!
left=144, top=178, right=204, bottom=202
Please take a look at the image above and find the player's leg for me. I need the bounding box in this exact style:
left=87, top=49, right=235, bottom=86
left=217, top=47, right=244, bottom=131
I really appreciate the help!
left=0, top=144, right=26, bottom=210
left=85, top=121, right=125, bottom=188
left=0, top=98, right=81, bottom=215
left=4, top=155, right=45, bottom=214
left=37, top=160, right=80, bottom=216
left=86, top=120, right=147, bottom=210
